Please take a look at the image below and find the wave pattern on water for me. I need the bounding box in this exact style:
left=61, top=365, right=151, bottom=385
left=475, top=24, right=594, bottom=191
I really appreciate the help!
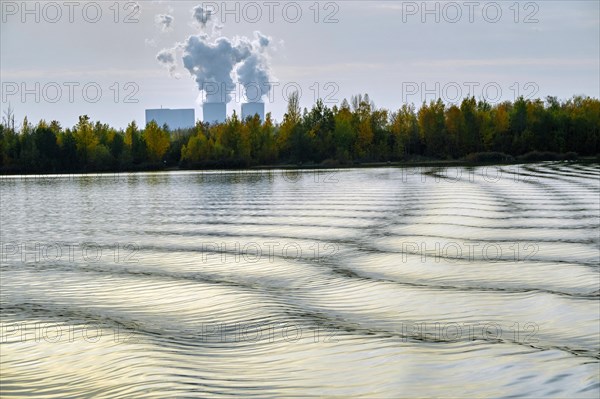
left=1, top=163, right=599, bottom=398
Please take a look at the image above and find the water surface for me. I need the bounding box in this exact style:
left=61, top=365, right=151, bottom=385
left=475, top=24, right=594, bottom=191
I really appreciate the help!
left=1, top=163, right=599, bottom=397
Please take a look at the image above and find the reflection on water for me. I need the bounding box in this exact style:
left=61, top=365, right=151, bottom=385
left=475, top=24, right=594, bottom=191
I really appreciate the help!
left=1, top=163, right=599, bottom=398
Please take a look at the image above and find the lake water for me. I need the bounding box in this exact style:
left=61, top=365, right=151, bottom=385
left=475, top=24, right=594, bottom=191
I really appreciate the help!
left=1, top=163, right=599, bottom=398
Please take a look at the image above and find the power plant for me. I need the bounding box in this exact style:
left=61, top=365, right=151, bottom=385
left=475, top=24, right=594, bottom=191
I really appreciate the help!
left=241, top=102, right=265, bottom=122
left=202, top=103, right=227, bottom=124
left=145, top=108, right=195, bottom=130
left=153, top=19, right=274, bottom=127
left=145, top=102, right=265, bottom=127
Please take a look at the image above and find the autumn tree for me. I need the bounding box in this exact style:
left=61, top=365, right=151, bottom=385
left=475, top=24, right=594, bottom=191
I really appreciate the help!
left=125, top=121, right=146, bottom=164
left=278, top=91, right=301, bottom=160
left=353, top=95, right=374, bottom=159
left=143, top=120, right=170, bottom=163
left=259, top=113, right=278, bottom=164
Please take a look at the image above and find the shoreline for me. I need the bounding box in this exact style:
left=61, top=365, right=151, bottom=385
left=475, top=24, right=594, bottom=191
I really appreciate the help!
left=1, top=157, right=598, bottom=177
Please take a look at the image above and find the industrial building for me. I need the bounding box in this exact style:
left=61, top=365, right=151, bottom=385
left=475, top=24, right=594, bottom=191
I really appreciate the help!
left=241, top=102, right=265, bottom=122
left=202, top=103, right=226, bottom=124
left=145, top=103, right=264, bottom=126
left=145, top=108, right=195, bottom=130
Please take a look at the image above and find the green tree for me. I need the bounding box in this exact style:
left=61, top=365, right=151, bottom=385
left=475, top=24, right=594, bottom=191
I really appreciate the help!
left=332, top=104, right=356, bottom=163
left=33, top=120, right=60, bottom=171
left=418, top=99, right=446, bottom=157
left=370, top=108, right=389, bottom=161
left=73, top=115, right=98, bottom=167
left=58, top=130, right=78, bottom=170
left=125, top=121, right=146, bottom=164
left=221, top=111, right=250, bottom=164
left=444, top=105, right=464, bottom=158
left=302, top=99, right=335, bottom=162
left=459, top=97, right=482, bottom=154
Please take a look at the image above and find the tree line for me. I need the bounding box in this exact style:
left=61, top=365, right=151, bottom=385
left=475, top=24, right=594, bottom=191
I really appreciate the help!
left=1, top=94, right=599, bottom=173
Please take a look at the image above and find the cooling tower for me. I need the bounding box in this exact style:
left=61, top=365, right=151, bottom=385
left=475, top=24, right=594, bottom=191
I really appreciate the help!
left=203, top=103, right=226, bottom=124
left=241, top=102, right=265, bottom=122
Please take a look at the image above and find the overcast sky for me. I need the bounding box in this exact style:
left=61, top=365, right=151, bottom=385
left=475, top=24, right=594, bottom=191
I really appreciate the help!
left=1, top=0, right=599, bottom=129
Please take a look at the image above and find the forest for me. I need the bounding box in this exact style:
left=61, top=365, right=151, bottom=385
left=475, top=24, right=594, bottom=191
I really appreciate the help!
left=1, top=93, right=599, bottom=173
